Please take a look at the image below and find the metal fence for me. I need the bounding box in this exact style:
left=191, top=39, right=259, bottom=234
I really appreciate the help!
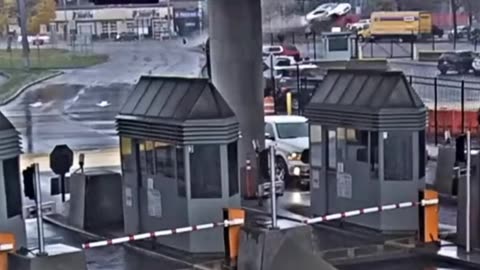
left=264, top=31, right=480, bottom=61
left=276, top=73, right=480, bottom=145
left=408, top=75, right=480, bottom=144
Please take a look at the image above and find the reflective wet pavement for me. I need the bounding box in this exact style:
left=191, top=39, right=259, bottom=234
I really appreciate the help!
left=26, top=220, right=189, bottom=270
left=339, top=258, right=473, bottom=270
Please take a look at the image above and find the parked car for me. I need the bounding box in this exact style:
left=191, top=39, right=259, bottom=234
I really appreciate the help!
left=305, top=2, right=351, bottom=23
left=265, top=115, right=310, bottom=187
left=281, top=44, right=301, bottom=61
left=448, top=25, right=471, bottom=40
left=347, top=19, right=370, bottom=32
left=262, top=45, right=284, bottom=58
left=115, top=32, right=138, bottom=41
left=18, top=35, right=50, bottom=45
left=437, top=51, right=476, bottom=75
left=432, top=25, right=444, bottom=38
left=472, top=57, right=480, bottom=76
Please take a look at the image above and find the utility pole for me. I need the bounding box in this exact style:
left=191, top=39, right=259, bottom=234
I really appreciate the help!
left=451, top=0, right=458, bottom=50
left=16, top=0, right=30, bottom=68
left=167, top=0, right=172, bottom=38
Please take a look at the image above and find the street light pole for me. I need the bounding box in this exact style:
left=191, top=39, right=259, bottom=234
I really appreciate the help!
left=63, top=0, right=69, bottom=43
left=16, top=0, right=30, bottom=68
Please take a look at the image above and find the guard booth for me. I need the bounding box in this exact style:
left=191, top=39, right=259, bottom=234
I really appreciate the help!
left=116, top=76, right=240, bottom=253
left=305, top=69, right=427, bottom=232
left=0, top=112, right=26, bottom=247
left=319, top=32, right=354, bottom=60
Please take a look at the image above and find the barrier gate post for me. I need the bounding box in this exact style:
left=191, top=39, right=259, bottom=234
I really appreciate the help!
left=419, top=190, right=439, bottom=243
left=223, top=208, right=246, bottom=267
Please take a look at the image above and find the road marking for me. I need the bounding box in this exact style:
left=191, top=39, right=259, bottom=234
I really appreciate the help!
left=29, top=101, right=43, bottom=108
left=96, top=100, right=110, bottom=107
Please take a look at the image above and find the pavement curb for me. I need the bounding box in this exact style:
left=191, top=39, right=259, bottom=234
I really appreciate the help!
left=388, top=59, right=437, bottom=67
left=42, top=215, right=198, bottom=268
left=0, top=70, right=64, bottom=106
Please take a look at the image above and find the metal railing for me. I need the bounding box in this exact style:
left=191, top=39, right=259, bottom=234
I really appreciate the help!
left=275, top=73, right=480, bottom=145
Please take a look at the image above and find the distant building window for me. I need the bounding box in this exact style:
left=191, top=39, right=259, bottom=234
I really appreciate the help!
left=101, top=22, right=109, bottom=34
left=328, top=37, right=348, bottom=52
left=190, top=145, right=222, bottom=199
left=3, top=158, right=22, bottom=218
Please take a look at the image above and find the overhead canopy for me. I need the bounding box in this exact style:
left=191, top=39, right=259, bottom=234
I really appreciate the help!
left=116, top=76, right=239, bottom=144
left=0, top=112, right=22, bottom=159
left=305, top=69, right=426, bottom=130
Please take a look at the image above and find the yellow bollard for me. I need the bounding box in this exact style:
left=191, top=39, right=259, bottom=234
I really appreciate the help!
left=286, top=92, right=292, bottom=115
left=0, top=233, right=15, bottom=270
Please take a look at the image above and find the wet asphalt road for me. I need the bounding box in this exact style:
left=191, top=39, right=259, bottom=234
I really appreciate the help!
left=0, top=40, right=203, bottom=154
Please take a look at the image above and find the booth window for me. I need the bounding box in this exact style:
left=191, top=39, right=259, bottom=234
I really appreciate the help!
left=328, top=37, right=348, bottom=52
left=310, top=125, right=322, bottom=167
left=384, top=132, right=413, bottom=181
left=145, top=141, right=155, bottom=175
left=370, top=132, right=379, bottom=176
left=337, top=128, right=346, bottom=164
left=419, top=130, right=426, bottom=179
left=138, top=141, right=146, bottom=177
left=176, top=147, right=186, bottom=197
left=155, top=142, right=175, bottom=178
left=120, top=137, right=135, bottom=172
left=328, top=129, right=336, bottom=169
left=190, top=145, right=222, bottom=198
left=3, top=158, right=22, bottom=218
left=346, top=129, right=369, bottom=163
left=228, top=143, right=239, bottom=196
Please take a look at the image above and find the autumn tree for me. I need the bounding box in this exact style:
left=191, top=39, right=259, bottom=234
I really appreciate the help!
left=369, top=0, right=397, bottom=11
left=0, top=1, right=16, bottom=35
left=28, top=0, right=56, bottom=34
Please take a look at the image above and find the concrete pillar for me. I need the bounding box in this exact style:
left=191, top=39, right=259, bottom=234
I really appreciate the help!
left=208, top=0, right=264, bottom=188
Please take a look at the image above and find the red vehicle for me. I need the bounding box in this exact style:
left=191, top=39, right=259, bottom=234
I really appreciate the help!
left=281, top=44, right=301, bottom=61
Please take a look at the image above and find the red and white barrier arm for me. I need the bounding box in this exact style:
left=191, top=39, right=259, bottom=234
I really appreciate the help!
left=302, top=198, right=439, bottom=225
left=82, top=218, right=244, bottom=249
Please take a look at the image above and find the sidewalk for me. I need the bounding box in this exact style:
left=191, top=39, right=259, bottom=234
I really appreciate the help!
left=416, top=240, right=480, bottom=269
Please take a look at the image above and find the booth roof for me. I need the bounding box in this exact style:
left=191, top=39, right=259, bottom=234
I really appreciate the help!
left=118, top=76, right=235, bottom=122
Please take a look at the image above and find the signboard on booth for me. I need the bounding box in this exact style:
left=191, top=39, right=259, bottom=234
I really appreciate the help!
left=337, top=171, right=352, bottom=199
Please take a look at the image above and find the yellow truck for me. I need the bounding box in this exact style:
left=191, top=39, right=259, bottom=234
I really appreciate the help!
left=358, top=11, right=433, bottom=41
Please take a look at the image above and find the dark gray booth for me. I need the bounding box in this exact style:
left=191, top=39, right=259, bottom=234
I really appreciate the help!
left=0, top=112, right=26, bottom=247
left=305, top=69, right=427, bottom=232
left=116, top=76, right=240, bottom=253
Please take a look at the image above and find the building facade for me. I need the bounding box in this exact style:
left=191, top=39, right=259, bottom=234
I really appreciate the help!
left=52, top=5, right=173, bottom=39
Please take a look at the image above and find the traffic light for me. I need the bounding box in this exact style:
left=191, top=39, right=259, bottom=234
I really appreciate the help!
left=22, top=165, right=35, bottom=200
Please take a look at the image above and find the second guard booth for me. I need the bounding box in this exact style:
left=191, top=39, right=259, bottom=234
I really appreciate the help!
left=305, top=69, right=427, bottom=232
left=116, top=76, right=240, bottom=253
left=0, top=112, right=25, bottom=247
